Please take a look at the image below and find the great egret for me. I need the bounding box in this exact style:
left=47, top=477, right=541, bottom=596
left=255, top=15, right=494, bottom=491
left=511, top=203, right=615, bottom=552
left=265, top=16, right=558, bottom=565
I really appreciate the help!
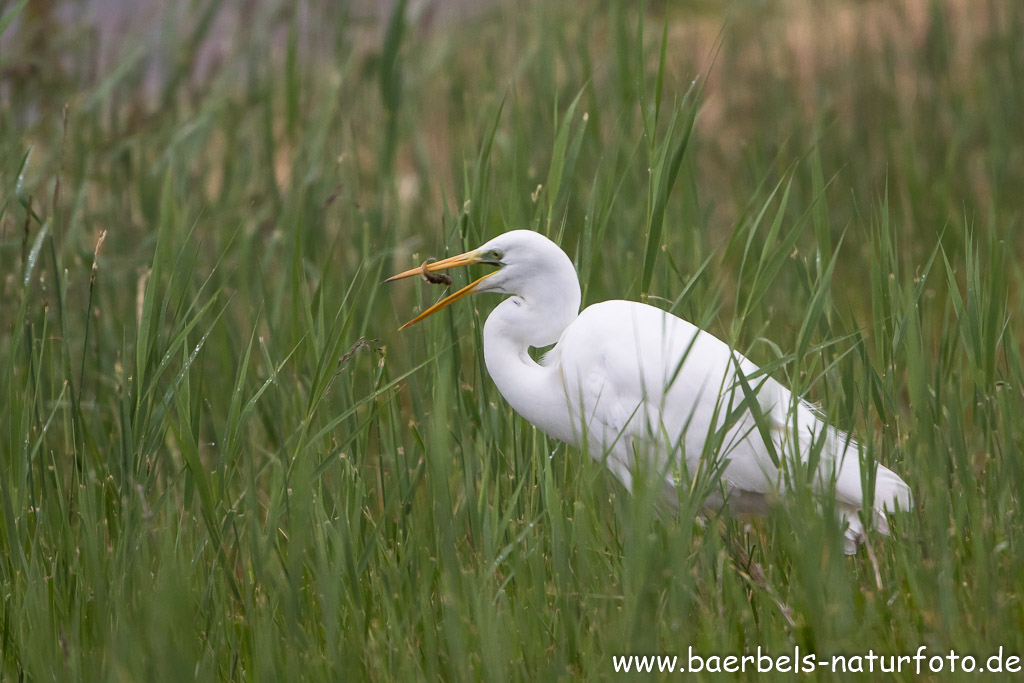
left=386, top=230, right=911, bottom=552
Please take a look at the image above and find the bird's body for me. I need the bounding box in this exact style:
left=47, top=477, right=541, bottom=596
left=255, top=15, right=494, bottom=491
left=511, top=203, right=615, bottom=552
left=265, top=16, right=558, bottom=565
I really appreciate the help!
left=388, top=230, right=911, bottom=552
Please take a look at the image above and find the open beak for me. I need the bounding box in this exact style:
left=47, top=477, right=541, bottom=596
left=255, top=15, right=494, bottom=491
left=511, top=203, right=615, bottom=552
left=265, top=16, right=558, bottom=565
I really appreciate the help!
left=385, top=250, right=496, bottom=329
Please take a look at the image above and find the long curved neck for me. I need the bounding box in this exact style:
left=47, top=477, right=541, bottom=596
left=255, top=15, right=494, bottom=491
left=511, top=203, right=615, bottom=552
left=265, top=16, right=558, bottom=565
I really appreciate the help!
left=481, top=274, right=581, bottom=442
left=482, top=263, right=580, bottom=352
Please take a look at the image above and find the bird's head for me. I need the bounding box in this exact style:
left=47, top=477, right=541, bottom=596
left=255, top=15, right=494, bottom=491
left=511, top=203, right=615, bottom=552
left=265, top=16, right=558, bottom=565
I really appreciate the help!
left=385, top=230, right=579, bottom=330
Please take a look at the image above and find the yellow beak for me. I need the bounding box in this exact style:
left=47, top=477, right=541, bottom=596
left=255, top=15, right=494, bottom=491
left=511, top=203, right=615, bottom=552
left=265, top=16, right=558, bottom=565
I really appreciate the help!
left=385, top=250, right=496, bottom=329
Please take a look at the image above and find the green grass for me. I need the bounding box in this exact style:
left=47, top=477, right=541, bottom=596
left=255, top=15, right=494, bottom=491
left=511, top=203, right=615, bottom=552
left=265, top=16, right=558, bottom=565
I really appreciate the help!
left=2, top=0, right=1023, bottom=680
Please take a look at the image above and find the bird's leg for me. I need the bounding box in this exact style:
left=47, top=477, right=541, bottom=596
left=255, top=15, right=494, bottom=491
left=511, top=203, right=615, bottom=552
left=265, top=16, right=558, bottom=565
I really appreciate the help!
left=862, top=534, right=883, bottom=591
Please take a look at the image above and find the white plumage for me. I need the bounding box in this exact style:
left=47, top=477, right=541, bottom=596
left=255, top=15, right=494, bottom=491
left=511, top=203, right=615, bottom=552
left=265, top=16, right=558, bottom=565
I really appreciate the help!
left=387, top=229, right=911, bottom=552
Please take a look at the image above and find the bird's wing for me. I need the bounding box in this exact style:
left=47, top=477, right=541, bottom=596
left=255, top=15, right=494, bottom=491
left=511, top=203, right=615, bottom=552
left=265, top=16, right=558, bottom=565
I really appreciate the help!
left=556, top=301, right=763, bottom=487
left=554, top=299, right=910, bottom=554
left=555, top=300, right=876, bottom=504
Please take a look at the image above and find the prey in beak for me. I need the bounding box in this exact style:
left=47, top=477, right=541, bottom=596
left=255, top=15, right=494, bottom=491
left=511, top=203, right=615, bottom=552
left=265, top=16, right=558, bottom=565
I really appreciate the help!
left=385, top=249, right=499, bottom=329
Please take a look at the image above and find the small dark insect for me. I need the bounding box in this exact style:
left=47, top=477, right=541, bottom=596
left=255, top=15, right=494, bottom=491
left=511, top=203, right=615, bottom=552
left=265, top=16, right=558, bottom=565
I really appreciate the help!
left=420, top=258, right=452, bottom=286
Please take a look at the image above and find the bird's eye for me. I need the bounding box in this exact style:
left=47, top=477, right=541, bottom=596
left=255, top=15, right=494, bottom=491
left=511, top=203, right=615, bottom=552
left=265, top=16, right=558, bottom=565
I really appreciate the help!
left=488, top=249, right=504, bottom=262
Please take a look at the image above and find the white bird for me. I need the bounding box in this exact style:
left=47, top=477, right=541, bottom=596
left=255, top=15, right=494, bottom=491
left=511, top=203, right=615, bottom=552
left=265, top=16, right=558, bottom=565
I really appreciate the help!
left=387, top=229, right=911, bottom=553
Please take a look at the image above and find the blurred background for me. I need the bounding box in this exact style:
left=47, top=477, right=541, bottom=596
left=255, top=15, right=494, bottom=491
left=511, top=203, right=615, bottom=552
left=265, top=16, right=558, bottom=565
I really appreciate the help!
left=4, top=0, right=1016, bottom=252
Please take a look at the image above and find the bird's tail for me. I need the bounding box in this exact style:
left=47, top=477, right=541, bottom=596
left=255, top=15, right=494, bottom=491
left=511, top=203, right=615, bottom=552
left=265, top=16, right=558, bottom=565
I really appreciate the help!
left=783, top=396, right=912, bottom=554
left=779, top=398, right=912, bottom=552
